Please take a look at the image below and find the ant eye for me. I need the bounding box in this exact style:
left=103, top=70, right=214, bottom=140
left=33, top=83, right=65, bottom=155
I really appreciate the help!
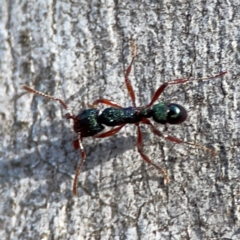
left=167, top=104, right=187, bottom=124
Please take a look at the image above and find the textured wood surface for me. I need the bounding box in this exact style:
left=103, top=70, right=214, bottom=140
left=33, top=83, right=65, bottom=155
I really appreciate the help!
left=1, top=1, right=239, bottom=239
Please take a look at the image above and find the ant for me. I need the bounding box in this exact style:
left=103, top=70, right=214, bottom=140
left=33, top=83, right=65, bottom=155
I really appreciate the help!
left=23, top=42, right=227, bottom=195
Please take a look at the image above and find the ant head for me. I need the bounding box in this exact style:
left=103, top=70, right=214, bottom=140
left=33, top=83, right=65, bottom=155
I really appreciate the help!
left=166, top=103, right=188, bottom=124
left=152, top=102, right=187, bottom=125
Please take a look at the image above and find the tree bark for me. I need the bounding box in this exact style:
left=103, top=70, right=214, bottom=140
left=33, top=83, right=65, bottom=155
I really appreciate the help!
left=1, top=0, right=239, bottom=239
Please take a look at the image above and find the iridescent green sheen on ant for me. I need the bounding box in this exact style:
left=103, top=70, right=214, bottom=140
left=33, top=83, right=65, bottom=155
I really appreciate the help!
left=98, top=108, right=124, bottom=126
left=139, top=107, right=152, bottom=118
left=166, top=104, right=188, bottom=124
left=152, top=102, right=188, bottom=124
left=95, top=102, right=187, bottom=128
left=73, top=109, right=104, bottom=137
left=152, top=102, right=168, bottom=124
left=99, top=107, right=152, bottom=126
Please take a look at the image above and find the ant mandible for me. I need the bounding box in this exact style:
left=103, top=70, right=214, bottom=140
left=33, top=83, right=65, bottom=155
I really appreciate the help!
left=23, top=42, right=227, bottom=195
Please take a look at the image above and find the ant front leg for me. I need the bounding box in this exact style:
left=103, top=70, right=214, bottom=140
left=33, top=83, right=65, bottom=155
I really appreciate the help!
left=146, top=71, right=227, bottom=107
left=141, top=118, right=216, bottom=155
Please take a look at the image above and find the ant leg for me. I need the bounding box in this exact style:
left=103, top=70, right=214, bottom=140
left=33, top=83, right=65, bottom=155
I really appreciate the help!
left=73, top=139, right=80, bottom=150
left=90, top=41, right=139, bottom=108
left=23, top=86, right=75, bottom=120
left=24, top=86, right=84, bottom=195
left=74, top=125, right=125, bottom=192
left=24, top=86, right=70, bottom=113
left=124, top=41, right=138, bottom=107
left=146, top=71, right=227, bottom=108
left=94, top=124, right=126, bottom=138
left=90, top=51, right=138, bottom=109
left=72, top=125, right=125, bottom=150
left=136, top=123, right=169, bottom=183
left=72, top=125, right=125, bottom=194
left=89, top=99, right=122, bottom=108
left=141, top=118, right=216, bottom=155
left=73, top=132, right=86, bottom=196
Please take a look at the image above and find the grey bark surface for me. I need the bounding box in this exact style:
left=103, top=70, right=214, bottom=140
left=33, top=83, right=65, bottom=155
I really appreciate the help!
left=0, top=0, right=239, bottom=239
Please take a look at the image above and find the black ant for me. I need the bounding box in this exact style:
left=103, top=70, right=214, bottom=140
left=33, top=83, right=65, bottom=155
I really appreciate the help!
left=23, top=43, right=227, bottom=195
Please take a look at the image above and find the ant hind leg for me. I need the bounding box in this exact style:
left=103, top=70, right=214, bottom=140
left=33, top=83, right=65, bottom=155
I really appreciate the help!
left=136, top=123, right=169, bottom=183
left=72, top=133, right=86, bottom=196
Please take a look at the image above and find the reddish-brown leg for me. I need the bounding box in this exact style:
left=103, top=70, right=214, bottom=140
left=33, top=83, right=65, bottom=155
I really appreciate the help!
left=72, top=126, right=126, bottom=195
left=94, top=124, right=126, bottom=138
left=90, top=99, right=122, bottom=108
left=73, top=125, right=126, bottom=192
left=24, top=86, right=72, bottom=115
left=23, top=86, right=78, bottom=124
left=92, top=55, right=138, bottom=108
left=91, top=42, right=140, bottom=108
left=123, top=40, right=139, bottom=107
left=73, top=132, right=86, bottom=196
left=136, top=123, right=169, bottom=183
left=141, top=118, right=216, bottom=155
left=23, top=86, right=85, bottom=195
left=73, top=140, right=80, bottom=150
left=146, top=71, right=227, bottom=108
left=125, top=55, right=137, bottom=107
